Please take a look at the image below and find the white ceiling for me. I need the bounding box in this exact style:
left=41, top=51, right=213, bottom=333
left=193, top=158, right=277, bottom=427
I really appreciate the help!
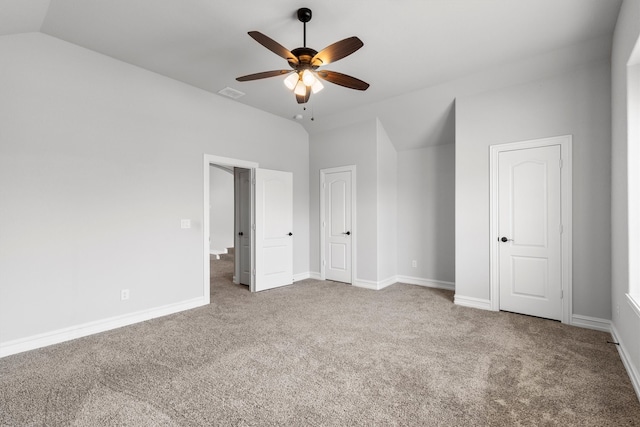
left=1, top=0, right=623, bottom=150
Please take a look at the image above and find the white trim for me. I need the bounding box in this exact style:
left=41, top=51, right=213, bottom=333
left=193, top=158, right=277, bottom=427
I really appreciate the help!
left=0, top=297, right=207, bottom=358
left=627, top=64, right=640, bottom=302
left=627, top=293, right=640, bottom=318
left=570, top=314, right=611, bottom=332
left=454, top=295, right=492, bottom=311
left=293, top=272, right=311, bottom=282
left=204, top=154, right=259, bottom=298
left=396, top=276, right=455, bottom=291
left=309, top=272, right=322, bottom=280
left=352, top=277, right=396, bottom=290
left=320, top=165, right=357, bottom=285
left=489, top=135, right=573, bottom=323
left=610, top=324, right=640, bottom=402
left=353, top=279, right=380, bottom=290
left=377, top=276, right=397, bottom=290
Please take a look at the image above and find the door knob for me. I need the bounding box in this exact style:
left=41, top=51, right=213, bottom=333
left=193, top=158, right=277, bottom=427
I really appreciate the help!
left=288, top=232, right=293, bottom=236
left=238, top=232, right=244, bottom=236
left=500, top=237, right=513, bottom=242
left=343, top=231, right=351, bottom=235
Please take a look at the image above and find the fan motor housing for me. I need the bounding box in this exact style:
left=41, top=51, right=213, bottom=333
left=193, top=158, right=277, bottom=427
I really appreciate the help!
left=290, top=47, right=319, bottom=69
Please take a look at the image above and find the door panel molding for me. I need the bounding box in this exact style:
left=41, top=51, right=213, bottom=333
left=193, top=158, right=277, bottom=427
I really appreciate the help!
left=489, top=135, right=572, bottom=324
left=320, top=165, right=356, bottom=284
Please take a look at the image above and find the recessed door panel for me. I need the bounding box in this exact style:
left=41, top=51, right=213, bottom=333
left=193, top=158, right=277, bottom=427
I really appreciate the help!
left=512, top=161, right=547, bottom=248
left=511, top=256, right=548, bottom=299
left=330, top=243, right=347, bottom=271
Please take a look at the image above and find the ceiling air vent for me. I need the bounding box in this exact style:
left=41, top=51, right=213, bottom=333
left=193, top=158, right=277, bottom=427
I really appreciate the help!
left=218, top=87, right=245, bottom=99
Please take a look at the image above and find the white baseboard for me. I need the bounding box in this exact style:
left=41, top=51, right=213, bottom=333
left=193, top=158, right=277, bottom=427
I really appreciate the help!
left=454, top=294, right=493, bottom=311
left=571, top=314, right=611, bottom=332
left=353, top=276, right=397, bottom=290
left=377, top=276, right=397, bottom=290
left=610, top=324, right=640, bottom=402
left=396, top=276, right=455, bottom=291
left=353, top=279, right=380, bottom=290
left=0, top=297, right=208, bottom=358
left=293, top=272, right=311, bottom=282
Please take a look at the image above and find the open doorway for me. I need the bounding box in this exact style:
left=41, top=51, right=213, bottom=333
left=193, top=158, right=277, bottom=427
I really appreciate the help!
left=203, top=154, right=295, bottom=299
left=203, top=155, right=258, bottom=300
left=208, top=164, right=252, bottom=292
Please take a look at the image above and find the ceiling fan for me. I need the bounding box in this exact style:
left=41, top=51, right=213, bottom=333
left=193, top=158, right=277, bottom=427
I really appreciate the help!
left=236, top=7, right=369, bottom=104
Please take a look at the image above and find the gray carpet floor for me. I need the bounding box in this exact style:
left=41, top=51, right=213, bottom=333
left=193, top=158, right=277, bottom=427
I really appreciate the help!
left=1, top=254, right=639, bottom=426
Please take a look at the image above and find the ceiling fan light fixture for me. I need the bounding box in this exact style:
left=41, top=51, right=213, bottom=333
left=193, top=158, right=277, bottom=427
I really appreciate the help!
left=311, top=79, right=324, bottom=94
left=302, top=69, right=316, bottom=86
left=284, top=73, right=298, bottom=90
left=294, top=80, right=307, bottom=96
left=236, top=8, right=369, bottom=105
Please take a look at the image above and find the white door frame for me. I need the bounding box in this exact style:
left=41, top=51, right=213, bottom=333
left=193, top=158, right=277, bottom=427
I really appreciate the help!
left=204, top=154, right=259, bottom=302
left=489, top=135, right=572, bottom=324
left=320, top=165, right=357, bottom=283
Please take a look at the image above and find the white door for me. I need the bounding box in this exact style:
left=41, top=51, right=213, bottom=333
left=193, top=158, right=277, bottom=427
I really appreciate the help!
left=322, top=168, right=353, bottom=283
left=498, top=145, right=562, bottom=320
left=236, top=168, right=251, bottom=286
left=254, top=168, right=293, bottom=292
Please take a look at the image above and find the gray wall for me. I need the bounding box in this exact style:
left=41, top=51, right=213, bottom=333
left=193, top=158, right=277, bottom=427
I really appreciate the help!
left=397, top=144, right=455, bottom=283
left=0, top=33, right=309, bottom=344
left=611, top=0, right=640, bottom=394
left=455, top=59, right=612, bottom=320
left=376, top=120, right=398, bottom=283
left=209, top=166, right=234, bottom=253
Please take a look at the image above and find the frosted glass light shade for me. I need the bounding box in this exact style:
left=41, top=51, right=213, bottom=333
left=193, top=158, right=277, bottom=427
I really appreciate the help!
left=294, top=80, right=307, bottom=96
left=302, top=69, right=316, bottom=86
left=311, top=79, right=324, bottom=94
left=284, top=73, right=299, bottom=90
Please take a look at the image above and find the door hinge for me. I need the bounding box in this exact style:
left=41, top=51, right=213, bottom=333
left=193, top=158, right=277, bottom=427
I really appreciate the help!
left=322, top=182, right=326, bottom=189
left=561, top=289, right=564, bottom=299
left=322, top=259, right=326, bottom=266
left=559, top=159, right=563, bottom=169
left=322, top=221, right=325, bottom=228
left=252, top=224, right=256, bottom=230
left=252, top=269, right=256, bottom=276
left=560, top=224, right=563, bottom=234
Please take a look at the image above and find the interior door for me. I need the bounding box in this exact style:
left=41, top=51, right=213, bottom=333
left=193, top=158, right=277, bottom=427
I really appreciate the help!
left=237, top=168, right=251, bottom=286
left=498, top=145, right=562, bottom=320
left=254, top=168, right=293, bottom=292
left=323, top=169, right=352, bottom=283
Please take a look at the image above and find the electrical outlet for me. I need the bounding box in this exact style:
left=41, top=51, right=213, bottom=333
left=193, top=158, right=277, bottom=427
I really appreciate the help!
left=412, top=260, right=417, bottom=268
left=616, top=304, right=620, bottom=318
left=121, top=289, right=130, bottom=301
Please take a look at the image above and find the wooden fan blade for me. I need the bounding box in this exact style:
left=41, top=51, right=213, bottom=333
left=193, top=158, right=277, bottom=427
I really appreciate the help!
left=296, top=85, right=311, bottom=104
left=248, top=31, right=298, bottom=65
left=317, top=70, right=369, bottom=91
left=236, top=70, right=292, bottom=82
left=311, top=37, right=363, bottom=66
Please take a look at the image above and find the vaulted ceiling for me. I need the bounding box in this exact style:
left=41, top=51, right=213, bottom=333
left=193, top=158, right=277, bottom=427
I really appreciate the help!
left=0, top=0, right=623, bottom=150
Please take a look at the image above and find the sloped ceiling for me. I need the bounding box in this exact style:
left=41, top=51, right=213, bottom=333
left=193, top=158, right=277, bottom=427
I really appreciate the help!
left=1, top=0, right=623, bottom=150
